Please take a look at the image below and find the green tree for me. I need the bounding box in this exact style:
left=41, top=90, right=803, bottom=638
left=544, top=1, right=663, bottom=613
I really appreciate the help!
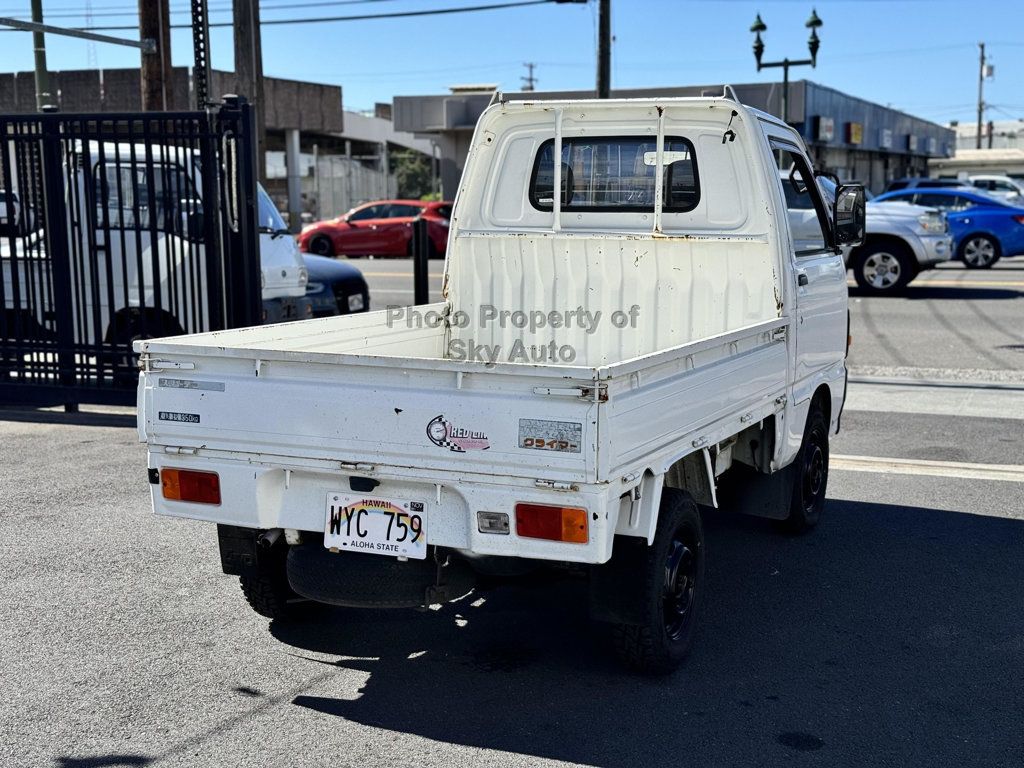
left=393, top=150, right=433, bottom=199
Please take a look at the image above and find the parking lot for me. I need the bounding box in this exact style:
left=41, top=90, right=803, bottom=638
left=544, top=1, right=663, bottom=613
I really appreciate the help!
left=2, top=258, right=1022, bottom=768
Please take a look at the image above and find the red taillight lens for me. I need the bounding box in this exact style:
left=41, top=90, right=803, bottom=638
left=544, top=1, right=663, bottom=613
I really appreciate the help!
left=161, top=468, right=221, bottom=505
left=1012, top=215, right=1024, bottom=225
left=515, top=503, right=588, bottom=543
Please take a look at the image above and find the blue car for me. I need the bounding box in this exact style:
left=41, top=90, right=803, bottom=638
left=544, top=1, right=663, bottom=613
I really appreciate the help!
left=302, top=253, right=370, bottom=317
left=874, top=187, right=1024, bottom=268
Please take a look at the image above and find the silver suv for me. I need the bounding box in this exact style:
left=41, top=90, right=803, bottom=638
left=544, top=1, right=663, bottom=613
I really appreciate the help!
left=784, top=173, right=953, bottom=294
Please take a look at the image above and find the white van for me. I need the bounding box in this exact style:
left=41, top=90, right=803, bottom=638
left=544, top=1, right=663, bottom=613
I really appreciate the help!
left=2, top=142, right=309, bottom=352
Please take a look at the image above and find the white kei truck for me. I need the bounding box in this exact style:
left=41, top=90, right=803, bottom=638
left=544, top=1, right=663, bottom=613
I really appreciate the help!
left=136, top=95, right=865, bottom=674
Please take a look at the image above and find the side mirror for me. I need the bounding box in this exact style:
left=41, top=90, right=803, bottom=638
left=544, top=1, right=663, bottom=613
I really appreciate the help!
left=833, top=184, right=865, bottom=248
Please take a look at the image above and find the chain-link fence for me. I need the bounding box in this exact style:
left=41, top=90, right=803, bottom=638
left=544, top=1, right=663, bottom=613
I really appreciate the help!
left=311, top=155, right=397, bottom=220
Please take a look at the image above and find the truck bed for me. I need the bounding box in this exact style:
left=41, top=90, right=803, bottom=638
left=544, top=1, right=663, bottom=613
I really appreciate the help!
left=137, top=306, right=788, bottom=487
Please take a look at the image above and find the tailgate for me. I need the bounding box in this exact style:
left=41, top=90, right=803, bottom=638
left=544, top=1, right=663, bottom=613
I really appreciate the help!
left=139, top=351, right=600, bottom=484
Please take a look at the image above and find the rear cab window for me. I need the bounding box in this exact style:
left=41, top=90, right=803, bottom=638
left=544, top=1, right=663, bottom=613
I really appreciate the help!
left=529, top=136, right=699, bottom=213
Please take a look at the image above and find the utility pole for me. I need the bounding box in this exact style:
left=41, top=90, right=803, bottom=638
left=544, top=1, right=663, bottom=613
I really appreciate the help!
left=521, top=62, right=537, bottom=92
left=30, top=0, right=52, bottom=111
left=596, top=0, right=610, bottom=98
left=976, top=42, right=986, bottom=150
left=234, top=0, right=267, bottom=181
left=139, top=0, right=172, bottom=110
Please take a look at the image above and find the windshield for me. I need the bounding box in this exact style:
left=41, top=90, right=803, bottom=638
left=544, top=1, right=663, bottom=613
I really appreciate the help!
left=257, top=185, right=288, bottom=232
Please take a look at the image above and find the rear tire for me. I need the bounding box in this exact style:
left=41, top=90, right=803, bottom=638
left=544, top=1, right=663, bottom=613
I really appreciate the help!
left=851, top=242, right=915, bottom=295
left=308, top=235, right=334, bottom=257
left=778, top=402, right=829, bottom=534
left=958, top=233, right=1000, bottom=269
left=239, top=546, right=303, bottom=621
left=609, top=489, right=705, bottom=675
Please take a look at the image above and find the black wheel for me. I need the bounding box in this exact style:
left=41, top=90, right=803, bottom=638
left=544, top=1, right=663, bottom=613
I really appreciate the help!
left=779, top=402, right=829, bottom=534
left=851, top=241, right=916, bottom=295
left=240, top=545, right=304, bottom=621
left=958, top=233, right=1000, bottom=269
left=308, top=235, right=334, bottom=257
left=609, top=489, right=705, bottom=675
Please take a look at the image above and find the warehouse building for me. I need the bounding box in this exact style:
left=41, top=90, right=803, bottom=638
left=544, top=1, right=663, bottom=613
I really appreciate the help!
left=393, top=80, right=956, bottom=197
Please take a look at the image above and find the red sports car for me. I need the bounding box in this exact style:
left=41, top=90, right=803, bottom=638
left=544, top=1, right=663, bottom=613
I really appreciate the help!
left=298, top=199, right=452, bottom=258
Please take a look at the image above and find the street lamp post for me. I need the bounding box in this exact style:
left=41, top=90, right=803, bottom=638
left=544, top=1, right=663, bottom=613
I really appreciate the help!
left=751, top=9, right=823, bottom=124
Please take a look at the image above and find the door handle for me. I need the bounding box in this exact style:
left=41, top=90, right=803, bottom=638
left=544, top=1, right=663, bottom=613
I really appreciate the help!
left=797, top=272, right=809, bottom=287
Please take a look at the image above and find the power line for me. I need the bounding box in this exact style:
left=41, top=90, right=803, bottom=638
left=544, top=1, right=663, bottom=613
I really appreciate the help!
left=0, top=0, right=415, bottom=20
left=6, top=0, right=562, bottom=29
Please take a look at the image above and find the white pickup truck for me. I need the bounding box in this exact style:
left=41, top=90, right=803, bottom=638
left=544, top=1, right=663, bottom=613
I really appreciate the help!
left=137, top=95, right=865, bottom=674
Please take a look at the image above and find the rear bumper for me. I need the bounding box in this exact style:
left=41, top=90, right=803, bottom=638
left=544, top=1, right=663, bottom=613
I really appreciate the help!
left=146, top=451, right=619, bottom=565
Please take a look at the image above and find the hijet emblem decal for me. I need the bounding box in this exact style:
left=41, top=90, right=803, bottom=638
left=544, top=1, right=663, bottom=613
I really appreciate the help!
left=426, top=414, right=490, bottom=452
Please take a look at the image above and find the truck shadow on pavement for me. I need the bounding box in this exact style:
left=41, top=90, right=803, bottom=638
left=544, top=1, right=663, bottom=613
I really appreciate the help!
left=271, top=500, right=1024, bottom=768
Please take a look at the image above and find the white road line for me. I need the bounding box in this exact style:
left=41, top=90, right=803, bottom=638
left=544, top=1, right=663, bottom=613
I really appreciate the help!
left=831, top=454, right=1024, bottom=483
left=844, top=381, right=1024, bottom=420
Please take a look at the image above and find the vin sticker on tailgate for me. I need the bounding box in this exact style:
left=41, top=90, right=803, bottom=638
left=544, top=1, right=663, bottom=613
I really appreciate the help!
left=519, top=419, right=582, bottom=453
left=159, top=411, right=200, bottom=424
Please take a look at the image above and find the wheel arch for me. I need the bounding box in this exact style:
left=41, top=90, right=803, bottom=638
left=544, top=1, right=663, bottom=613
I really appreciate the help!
left=615, top=448, right=716, bottom=546
left=812, top=382, right=832, bottom=427
left=851, top=232, right=913, bottom=260
left=956, top=230, right=1002, bottom=258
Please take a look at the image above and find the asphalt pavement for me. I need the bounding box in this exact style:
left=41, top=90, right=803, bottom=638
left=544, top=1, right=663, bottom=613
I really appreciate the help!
left=1, top=256, right=1023, bottom=767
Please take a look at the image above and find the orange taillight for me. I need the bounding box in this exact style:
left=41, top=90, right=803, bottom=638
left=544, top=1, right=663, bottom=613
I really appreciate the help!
left=515, top=503, right=588, bottom=543
left=161, top=468, right=221, bottom=505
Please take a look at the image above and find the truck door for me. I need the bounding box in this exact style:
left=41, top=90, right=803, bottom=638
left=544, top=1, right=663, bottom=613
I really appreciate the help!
left=773, top=145, right=847, bottom=389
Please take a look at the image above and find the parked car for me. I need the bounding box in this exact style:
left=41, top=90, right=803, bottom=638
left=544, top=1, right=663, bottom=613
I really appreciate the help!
left=874, top=187, right=1024, bottom=268
left=968, top=175, right=1024, bottom=202
left=883, top=177, right=968, bottom=193
left=299, top=199, right=452, bottom=259
left=137, top=95, right=866, bottom=675
left=789, top=173, right=952, bottom=294
left=302, top=253, right=370, bottom=318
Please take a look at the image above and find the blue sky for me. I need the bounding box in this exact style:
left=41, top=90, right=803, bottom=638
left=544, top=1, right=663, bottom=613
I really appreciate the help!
left=3, top=0, right=1023, bottom=125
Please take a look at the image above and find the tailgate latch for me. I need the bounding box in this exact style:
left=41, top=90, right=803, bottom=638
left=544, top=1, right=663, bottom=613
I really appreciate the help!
left=533, top=384, right=608, bottom=402
left=145, top=358, right=196, bottom=372
left=534, top=479, right=579, bottom=492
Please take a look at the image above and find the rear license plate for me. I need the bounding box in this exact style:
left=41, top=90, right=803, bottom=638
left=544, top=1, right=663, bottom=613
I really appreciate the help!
left=324, top=493, right=427, bottom=560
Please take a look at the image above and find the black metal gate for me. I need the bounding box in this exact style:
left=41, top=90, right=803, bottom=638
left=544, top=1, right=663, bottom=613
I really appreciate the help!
left=0, top=97, right=261, bottom=408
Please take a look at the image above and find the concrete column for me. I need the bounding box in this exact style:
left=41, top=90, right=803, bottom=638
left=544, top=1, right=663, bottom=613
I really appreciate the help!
left=285, top=127, right=301, bottom=233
